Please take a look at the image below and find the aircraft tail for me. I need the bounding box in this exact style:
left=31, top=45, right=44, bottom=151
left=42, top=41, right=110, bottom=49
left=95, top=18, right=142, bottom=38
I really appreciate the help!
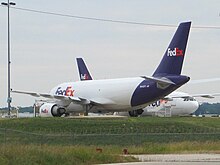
left=76, top=58, right=93, bottom=81
left=153, top=22, right=191, bottom=77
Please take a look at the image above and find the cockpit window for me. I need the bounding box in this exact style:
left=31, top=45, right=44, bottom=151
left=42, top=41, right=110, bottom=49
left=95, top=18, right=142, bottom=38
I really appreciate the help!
left=183, top=97, right=196, bottom=101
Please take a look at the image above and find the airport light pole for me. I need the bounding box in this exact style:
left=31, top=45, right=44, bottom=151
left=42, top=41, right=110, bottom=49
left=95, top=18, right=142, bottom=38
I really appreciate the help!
left=1, top=1, right=16, bottom=117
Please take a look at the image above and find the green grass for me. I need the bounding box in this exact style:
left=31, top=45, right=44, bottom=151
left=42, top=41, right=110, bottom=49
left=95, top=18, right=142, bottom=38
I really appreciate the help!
left=0, top=117, right=219, bottom=164
left=0, top=142, right=219, bottom=165
left=0, top=117, right=219, bottom=134
left=0, top=117, right=219, bottom=146
left=0, top=144, right=137, bottom=165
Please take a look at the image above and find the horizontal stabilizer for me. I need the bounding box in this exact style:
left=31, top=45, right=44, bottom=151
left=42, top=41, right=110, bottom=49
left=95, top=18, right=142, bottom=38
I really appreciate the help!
left=140, top=76, right=176, bottom=85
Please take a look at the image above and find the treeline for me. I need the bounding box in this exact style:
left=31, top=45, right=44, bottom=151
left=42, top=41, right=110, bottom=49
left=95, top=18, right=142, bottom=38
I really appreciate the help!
left=194, top=103, right=220, bottom=115
left=0, top=106, right=34, bottom=113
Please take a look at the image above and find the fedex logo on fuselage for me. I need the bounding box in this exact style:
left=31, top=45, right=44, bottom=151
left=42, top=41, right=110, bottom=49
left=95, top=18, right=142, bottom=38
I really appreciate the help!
left=167, top=48, right=183, bottom=57
left=55, top=86, right=74, bottom=96
left=149, top=100, right=160, bottom=107
left=149, top=99, right=168, bottom=107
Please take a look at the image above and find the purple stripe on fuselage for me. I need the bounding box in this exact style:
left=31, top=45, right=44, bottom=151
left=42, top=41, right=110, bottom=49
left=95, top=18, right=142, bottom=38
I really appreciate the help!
left=130, top=75, right=190, bottom=107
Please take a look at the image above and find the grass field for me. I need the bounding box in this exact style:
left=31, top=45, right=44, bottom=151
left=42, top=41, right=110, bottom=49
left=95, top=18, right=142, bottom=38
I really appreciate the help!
left=0, top=116, right=219, bottom=133
left=0, top=117, right=219, bottom=164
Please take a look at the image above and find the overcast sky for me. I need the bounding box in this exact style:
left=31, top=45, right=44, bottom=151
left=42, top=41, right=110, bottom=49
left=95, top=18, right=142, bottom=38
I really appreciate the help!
left=1, top=0, right=220, bottom=107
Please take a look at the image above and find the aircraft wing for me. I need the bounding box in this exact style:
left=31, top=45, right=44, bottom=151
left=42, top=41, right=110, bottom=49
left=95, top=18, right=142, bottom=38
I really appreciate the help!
left=189, top=93, right=220, bottom=99
left=165, top=93, right=220, bottom=100
left=12, top=90, right=114, bottom=106
left=12, top=90, right=87, bottom=103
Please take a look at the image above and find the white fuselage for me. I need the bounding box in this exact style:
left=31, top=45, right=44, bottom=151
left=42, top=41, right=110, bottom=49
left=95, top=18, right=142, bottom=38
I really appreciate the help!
left=144, top=91, right=199, bottom=116
left=50, top=77, right=148, bottom=112
left=116, top=91, right=199, bottom=116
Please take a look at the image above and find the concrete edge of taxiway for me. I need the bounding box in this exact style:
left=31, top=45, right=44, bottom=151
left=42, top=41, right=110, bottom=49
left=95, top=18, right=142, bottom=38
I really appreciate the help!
left=131, top=154, right=220, bottom=162
left=100, top=154, right=220, bottom=165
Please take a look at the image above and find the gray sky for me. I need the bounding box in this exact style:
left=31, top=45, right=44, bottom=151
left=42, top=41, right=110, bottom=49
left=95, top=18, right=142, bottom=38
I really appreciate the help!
left=0, top=0, right=220, bottom=107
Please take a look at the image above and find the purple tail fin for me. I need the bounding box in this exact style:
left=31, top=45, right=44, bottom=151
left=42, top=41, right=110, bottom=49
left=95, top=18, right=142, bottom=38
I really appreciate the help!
left=153, top=22, right=191, bottom=77
left=76, top=58, right=93, bottom=81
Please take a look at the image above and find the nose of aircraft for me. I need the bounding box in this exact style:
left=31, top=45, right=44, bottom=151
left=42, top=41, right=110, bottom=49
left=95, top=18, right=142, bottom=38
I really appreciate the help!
left=191, top=101, right=199, bottom=113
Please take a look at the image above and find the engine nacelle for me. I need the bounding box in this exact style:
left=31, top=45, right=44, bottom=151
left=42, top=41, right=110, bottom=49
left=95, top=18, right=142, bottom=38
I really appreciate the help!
left=128, top=109, right=144, bottom=117
left=39, top=103, right=66, bottom=117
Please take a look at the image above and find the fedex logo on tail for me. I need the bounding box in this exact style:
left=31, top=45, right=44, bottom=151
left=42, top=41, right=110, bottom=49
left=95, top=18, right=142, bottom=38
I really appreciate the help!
left=167, top=48, right=184, bottom=57
left=81, top=74, right=89, bottom=80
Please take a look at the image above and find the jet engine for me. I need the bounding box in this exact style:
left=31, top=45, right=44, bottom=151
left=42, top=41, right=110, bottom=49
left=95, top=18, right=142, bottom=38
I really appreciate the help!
left=128, top=109, right=144, bottom=117
left=39, top=103, right=66, bottom=117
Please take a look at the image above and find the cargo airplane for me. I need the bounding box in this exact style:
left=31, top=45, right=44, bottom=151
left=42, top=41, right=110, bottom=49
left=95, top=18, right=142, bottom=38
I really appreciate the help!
left=13, top=22, right=191, bottom=117
left=76, top=58, right=198, bottom=117
left=76, top=57, right=220, bottom=117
